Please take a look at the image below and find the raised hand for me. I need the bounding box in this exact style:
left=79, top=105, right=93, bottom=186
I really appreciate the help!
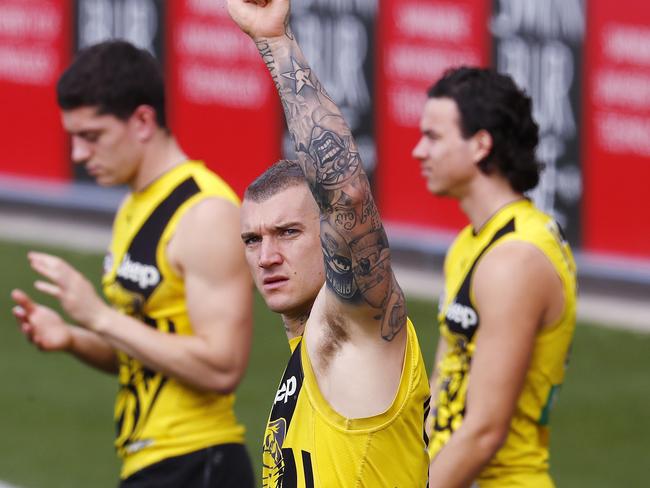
left=226, top=0, right=290, bottom=40
left=27, top=252, right=106, bottom=328
left=11, top=289, right=73, bottom=351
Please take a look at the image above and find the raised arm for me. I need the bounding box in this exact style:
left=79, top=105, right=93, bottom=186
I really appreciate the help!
left=229, top=0, right=405, bottom=341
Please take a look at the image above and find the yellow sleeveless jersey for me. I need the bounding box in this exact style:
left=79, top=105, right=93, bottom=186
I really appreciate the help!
left=102, top=161, right=245, bottom=479
left=429, top=199, right=577, bottom=486
left=262, top=319, right=431, bottom=487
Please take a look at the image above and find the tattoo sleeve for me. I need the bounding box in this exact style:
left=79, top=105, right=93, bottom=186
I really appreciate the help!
left=256, top=30, right=406, bottom=341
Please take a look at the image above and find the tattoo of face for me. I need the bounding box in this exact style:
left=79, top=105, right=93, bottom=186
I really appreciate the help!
left=321, top=221, right=357, bottom=299
left=308, top=125, right=360, bottom=190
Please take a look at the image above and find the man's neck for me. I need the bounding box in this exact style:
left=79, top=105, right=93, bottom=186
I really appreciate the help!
left=281, top=311, right=310, bottom=340
left=131, top=132, right=188, bottom=192
left=460, top=177, right=524, bottom=233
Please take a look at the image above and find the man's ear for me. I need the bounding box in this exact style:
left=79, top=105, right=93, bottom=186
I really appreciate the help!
left=471, top=129, right=493, bottom=164
left=129, top=105, right=158, bottom=142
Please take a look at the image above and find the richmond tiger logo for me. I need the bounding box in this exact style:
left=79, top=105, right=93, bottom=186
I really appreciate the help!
left=262, top=418, right=287, bottom=487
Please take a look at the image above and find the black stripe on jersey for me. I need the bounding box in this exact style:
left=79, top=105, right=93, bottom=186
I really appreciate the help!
left=302, top=450, right=314, bottom=488
left=117, top=176, right=200, bottom=300
left=269, top=341, right=305, bottom=431
left=126, top=377, right=168, bottom=448
left=142, top=315, right=158, bottom=329
left=282, top=448, right=297, bottom=487
left=423, top=396, right=431, bottom=448
left=445, top=218, right=516, bottom=340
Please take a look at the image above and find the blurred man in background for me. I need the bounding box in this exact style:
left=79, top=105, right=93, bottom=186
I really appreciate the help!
left=229, top=0, right=430, bottom=486
left=11, top=40, right=254, bottom=487
left=413, top=67, right=577, bottom=487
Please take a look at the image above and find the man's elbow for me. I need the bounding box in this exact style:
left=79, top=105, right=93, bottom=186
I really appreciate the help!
left=203, top=367, right=245, bottom=395
left=471, top=422, right=509, bottom=461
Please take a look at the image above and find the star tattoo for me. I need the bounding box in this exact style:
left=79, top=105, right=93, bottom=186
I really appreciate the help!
left=282, top=57, right=316, bottom=93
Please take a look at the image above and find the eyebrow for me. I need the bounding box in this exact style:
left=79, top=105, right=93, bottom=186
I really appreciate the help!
left=274, top=221, right=304, bottom=231
left=240, top=221, right=305, bottom=240
left=73, top=129, right=102, bottom=138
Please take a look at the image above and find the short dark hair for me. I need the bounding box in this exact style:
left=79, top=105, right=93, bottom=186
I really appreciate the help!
left=428, top=66, right=542, bottom=193
left=57, top=40, right=167, bottom=128
left=244, top=160, right=308, bottom=202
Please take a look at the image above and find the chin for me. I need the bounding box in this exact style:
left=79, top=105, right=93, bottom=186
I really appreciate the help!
left=266, top=295, right=312, bottom=317
left=94, top=175, right=121, bottom=187
left=261, top=294, right=292, bottom=314
left=427, top=181, right=450, bottom=197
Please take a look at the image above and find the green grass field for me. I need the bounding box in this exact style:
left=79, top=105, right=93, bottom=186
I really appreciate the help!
left=1, top=239, right=648, bottom=487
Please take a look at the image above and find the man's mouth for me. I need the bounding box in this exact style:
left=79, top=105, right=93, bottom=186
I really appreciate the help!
left=262, top=276, right=289, bottom=289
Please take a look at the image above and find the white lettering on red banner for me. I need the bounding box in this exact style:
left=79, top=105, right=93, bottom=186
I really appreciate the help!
left=0, top=2, right=61, bottom=86
left=594, top=23, right=650, bottom=159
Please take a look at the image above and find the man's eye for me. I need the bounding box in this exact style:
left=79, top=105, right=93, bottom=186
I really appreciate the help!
left=82, top=133, right=100, bottom=143
left=282, top=229, right=298, bottom=237
left=244, top=236, right=261, bottom=245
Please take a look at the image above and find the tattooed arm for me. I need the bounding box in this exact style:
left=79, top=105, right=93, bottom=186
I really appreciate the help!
left=228, top=0, right=405, bottom=341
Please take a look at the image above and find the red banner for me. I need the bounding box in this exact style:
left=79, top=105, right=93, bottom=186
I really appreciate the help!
left=582, top=0, right=650, bottom=258
left=376, top=0, right=490, bottom=231
left=0, top=0, right=71, bottom=180
left=166, top=0, right=282, bottom=197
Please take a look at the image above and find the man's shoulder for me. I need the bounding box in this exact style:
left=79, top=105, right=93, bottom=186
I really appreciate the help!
left=183, top=160, right=240, bottom=205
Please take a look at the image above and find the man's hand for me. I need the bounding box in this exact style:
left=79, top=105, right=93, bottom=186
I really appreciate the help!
left=27, top=252, right=107, bottom=329
left=227, top=0, right=289, bottom=40
left=11, top=289, right=73, bottom=351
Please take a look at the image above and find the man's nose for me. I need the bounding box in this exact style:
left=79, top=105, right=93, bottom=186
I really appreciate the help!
left=258, top=239, right=283, bottom=268
left=71, top=136, right=91, bottom=164
left=412, top=137, right=426, bottom=160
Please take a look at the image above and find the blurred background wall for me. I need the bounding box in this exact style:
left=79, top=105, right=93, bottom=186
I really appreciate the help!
left=1, top=0, right=649, bottom=284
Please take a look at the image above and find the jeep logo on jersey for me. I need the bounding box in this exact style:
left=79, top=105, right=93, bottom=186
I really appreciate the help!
left=274, top=376, right=297, bottom=404
left=103, top=252, right=114, bottom=275
left=116, top=253, right=161, bottom=289
left=446, top=300, right=478, bottom=330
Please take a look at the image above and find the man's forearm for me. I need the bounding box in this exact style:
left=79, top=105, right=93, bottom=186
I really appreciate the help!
left=88, top=307, right=243, bottom=393
left=68, top=326, right=118, bottom=374
left=256, top=33, right=359, bottom=202
left=429, top=422, right=504, bottom=488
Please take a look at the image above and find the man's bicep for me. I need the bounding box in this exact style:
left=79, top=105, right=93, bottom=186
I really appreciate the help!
left=319, top=182, right=406, bottom=340
left=465, top=243, right=551, bottom=429
left=177, top=199, right=253, bottom=340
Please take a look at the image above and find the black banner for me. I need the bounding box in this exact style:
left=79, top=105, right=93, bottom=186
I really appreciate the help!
left=286, top=0, right=378, bottom=183
left=491, top=0, right=585, bottom=246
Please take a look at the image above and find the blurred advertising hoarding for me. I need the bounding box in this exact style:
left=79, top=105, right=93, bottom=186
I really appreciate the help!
left=582, top=0, right=650, bottom=259
left=376, top=0, right=491, bottom=231
left=491, top=0, right=586, bottom=247
left=0, top=0, right=648, bottom=261
left=166, top=0, right=282, bottom=196
left=0, top=0, right=72, bottom=180
left=71, top=0, right=282, bottom=196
